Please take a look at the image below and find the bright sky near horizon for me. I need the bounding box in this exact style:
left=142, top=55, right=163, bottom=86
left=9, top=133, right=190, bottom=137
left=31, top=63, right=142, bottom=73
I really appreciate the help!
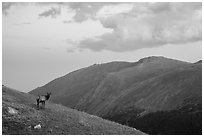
left=2, top=2, right=202, bottom=92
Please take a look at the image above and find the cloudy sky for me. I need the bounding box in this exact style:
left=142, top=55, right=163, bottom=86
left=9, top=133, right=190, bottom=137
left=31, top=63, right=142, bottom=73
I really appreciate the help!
left=2, top=2, right=202, bottom=92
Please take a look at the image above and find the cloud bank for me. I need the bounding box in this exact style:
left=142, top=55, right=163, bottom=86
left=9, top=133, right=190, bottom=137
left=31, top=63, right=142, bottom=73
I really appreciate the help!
left=75, top=3, right=202, bottom=52
left=38, top=7, right=61, bottom=18
left=3, top=2, right=202, bottom=52
left=2, top=2, right=13, bottom=15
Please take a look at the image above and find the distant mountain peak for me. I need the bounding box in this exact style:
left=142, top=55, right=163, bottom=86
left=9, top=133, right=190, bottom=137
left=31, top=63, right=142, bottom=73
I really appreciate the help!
left=195, top=60, right=202, bottom=64
left=136, top=56, right=168, bottom=64
left=135, top=56, right=190, bottom=65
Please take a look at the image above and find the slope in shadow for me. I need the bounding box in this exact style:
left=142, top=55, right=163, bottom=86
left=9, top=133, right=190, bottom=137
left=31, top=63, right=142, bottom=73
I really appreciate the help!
left=105, top=103, right=202, bottom=135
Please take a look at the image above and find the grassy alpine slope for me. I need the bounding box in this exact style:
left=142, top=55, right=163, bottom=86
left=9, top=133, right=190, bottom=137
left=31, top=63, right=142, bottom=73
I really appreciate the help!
left=2, top=85, right=145, bottom=135
left=29, top=56, right=202, bottom=135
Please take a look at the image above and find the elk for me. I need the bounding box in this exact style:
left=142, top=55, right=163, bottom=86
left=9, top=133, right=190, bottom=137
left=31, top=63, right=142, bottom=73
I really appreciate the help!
left=36, top=92, right=51, bottom=109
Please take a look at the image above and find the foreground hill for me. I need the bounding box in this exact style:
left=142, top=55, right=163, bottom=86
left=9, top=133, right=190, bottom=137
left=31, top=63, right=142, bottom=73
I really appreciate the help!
left=29, top=56, right=202, bottom=134
left=2, top=85, right=145, bottom=135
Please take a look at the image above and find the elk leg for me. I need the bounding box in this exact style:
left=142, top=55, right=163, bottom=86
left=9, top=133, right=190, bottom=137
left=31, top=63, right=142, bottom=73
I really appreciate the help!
left=43, top=101, right=45, bottom=108
left=37, top=100, right=39, bottom=109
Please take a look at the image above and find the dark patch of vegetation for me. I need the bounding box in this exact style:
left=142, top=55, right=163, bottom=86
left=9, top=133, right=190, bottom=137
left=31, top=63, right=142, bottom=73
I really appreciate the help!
left=104, top=107, right=145, bottom=126
left=105, top=104, right=202, bottom=135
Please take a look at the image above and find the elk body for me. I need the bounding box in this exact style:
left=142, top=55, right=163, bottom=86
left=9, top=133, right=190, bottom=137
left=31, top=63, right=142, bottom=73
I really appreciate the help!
left=36, top=92, right=51, bottom=109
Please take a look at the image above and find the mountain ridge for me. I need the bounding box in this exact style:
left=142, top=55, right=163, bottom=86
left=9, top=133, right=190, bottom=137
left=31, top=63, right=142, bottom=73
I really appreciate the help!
left=29, top=56, right=202, bottom=134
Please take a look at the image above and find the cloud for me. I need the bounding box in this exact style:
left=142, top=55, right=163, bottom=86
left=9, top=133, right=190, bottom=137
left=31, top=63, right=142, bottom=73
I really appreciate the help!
left=67, top=48, right=75, bottom=53
left=2, top=2, right=13, bottom=15
left=36, top=2, right=64, bottom=6
left=21, top=22, right=31, bottom=25
left=63, top=20, right=72, bottom=24
left=3, top=2, right=202, bottom=52
left=68, top=2, right=105, bottom=22
left=13, top=22, right=32, bottom=26
left=78, top=31, right=166, bottom=52
left=2, top=2, right=33, bottom=15
left=43, top=47, right=51, bottom=50
left=76, top=2, right=202, bottom=52
left=38, top=7, right=61, bottom=18
left=2, top=2, right=62, bottom=16
left=2, top=2, right=25, bottom=15
left=69, top=2, right=128, bottom=22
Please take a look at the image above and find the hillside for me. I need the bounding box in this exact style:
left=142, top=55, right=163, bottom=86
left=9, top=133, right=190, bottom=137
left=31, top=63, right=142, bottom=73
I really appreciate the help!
left=2, top=85, right=145, bottom=135
left=30, top=61, right=134, bottom=107
left=30, top=56, right=194, bottom=115
left=29, top=56, right=202, bottom=134
left=104, top=63, right=202, bottom=134
left=103, top=62, right=202, bottom=115
left=75, top=56, right=192, bottom=115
